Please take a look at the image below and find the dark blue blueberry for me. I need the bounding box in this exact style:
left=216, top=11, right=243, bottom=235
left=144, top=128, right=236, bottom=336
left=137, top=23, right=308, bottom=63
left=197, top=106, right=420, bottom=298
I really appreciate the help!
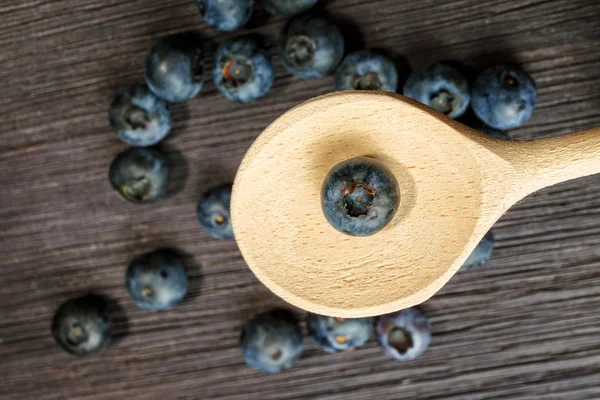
left=197, top=184, right=233, bottom=239
left=307, top=314, right=373, bottom=353
left=240, top=309, right=303, bottom=373
left=376, top=308, right=431, bottom=361
left=145, top=32, right=204, bottom=103
left=322, top=157, right=400, bottom=237
left=278, top=15, right=344, bottom=79
left=467, top=118, right=511, bottom=140
left=109, top=147, right=169, bottom=203
left=109, top=85, right=171, bottom=146
left=335, top=51, right=398, bottom=92
left=472, top=64, right=537, bottom=130
left=212, top=36, right=274, bottom=103
left=196, top=0, right=252, bottom=32
left=403, top=63, right=470, bottom=119
left=461, top=230, right=495, bottom=270
left=51, top=294, right=112, bottom=356
left=126, top=249, right=188, bottom=312
left=263, top=0, right=317, bottom=16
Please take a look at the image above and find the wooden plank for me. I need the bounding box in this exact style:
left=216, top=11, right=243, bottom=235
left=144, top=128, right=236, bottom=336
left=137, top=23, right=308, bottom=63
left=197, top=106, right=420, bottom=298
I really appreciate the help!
left=1, top=0, right=600, bottom=398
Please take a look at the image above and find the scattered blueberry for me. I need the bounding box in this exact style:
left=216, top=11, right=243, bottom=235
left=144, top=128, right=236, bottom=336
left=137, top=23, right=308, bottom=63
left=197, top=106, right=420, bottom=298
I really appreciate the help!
left=197, top=184, right=234, bottom=239
left=145, top=32, right=204, bottom=103
left=109, top=147, right=169, bottom=203
left=376, top=308, right=431, bottom=361
left=51, top=294, right=112, bottom=356
left=196, top=0, right=252, bottom=32
left=109, top=85, right=171, bottom=147
left=126, top=249, right=188, bottom=312
left=460, top=230, right=495, bottom=270
left=278, top=15, right=344, bottom=79
left=471, top=64, right=537, bottom=130
left=263, top=0, right=317, bottom=16
left=307, top=314, right=373, bottom=353
left=403, top=63, right=471, bottom=119
left=335, top=50, right=398, bottom=92
left=240, top=309, right=303, bottom=373
left=213, top=36, right=274, bottom=103
left=467, top=118, right=511, bottom=140
left=322, top=157, right=400, bottom=237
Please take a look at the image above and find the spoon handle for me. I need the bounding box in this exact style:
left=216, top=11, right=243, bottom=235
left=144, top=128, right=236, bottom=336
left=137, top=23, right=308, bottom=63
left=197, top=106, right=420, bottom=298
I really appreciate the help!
left=501, top=127, right=600, bottom=196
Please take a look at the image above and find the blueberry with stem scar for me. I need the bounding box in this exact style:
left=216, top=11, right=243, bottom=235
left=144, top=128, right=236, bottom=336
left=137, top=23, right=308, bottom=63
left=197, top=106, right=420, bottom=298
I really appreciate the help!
left=471, top=64, right=537, bottom=130
left=307, top=314, right=373, bottom=353
left=213, top=36, right=274, bottom=103
left=335, top=50, right=398, bottom=92
left=322, top=157, right=400, bottom=236
left=240, top=309, right=304, bottom=373
left=278, top=14, right=344, bottom=79
left=126, top=249, right=188, bottom=312
left=51, top=294, right=112, bottom=356
left=376, top=308, right=431, bottom=361
left=109, top=85, right=171, bottom=147
left=197, top=184, right=233, bottom=239
left=403, top=63, right=470, bottom=119
left=109, top=147, right=169, bottom=204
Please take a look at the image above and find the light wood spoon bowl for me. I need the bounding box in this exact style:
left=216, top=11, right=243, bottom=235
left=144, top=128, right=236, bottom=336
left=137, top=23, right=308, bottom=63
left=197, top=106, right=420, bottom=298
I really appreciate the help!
left=231, top=91, right=600, bottom=318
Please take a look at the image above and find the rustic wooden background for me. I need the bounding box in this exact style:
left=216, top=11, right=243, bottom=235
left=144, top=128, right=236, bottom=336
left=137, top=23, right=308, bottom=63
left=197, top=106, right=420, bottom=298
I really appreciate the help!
left=1, top=0, right=600, bottom=398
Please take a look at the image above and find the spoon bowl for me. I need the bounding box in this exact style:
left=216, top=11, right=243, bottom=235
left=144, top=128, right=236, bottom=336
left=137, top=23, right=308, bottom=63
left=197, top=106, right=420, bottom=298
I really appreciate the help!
left=232, top=91, right=600, bottom=317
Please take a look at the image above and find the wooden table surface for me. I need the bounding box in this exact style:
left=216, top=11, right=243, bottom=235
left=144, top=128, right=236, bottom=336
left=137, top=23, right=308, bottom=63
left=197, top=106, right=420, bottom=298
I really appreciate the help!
left=1, top=0, right=600, bottom=398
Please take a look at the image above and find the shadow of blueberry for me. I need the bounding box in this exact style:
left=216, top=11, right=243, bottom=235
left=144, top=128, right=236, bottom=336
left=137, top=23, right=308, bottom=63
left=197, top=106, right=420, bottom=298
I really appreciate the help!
left=167, top=101, right=191, bottom=140
left=245, top=1, right=272, bottom=29
left=104, top=295, right=129, bottom=345
left=456, top=107, right=481, bottom=127
left=172, top=249, right=203, bottom=303
left=51, top=293, right=118, bottom=356
left=196, top=159, right=237, bottom=193
left=245, top=33, right=270, bottom=50
left=328, top=14, right=365, bottom=54
left=156, top=143, right=189, bottom=199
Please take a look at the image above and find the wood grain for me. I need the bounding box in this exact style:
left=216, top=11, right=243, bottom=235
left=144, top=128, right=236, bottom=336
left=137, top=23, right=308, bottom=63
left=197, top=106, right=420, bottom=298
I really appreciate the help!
left=1, top=0, right=600, bottom=398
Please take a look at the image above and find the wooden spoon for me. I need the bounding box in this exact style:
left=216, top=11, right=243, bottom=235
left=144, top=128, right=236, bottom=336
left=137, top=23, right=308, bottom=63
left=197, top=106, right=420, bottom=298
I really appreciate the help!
left=231, top=91, right=600, bottom=318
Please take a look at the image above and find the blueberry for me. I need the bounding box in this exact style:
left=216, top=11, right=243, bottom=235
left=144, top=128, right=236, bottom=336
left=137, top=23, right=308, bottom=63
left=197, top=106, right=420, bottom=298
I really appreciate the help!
left=467, top=118, right=511, bottom=140
left=471, top=64, right=537, bottom=130
left=240, top=309, right=303, bottom=373
left=403, top=63, right=470, bottom=119
left=278, top=15, right=344, bottom=79
left=197, top=184, right=233, bottom=239
left=126, top=249, right=188, bottom=312
left=51, top=294, right=112, bottom=356
left=109, top=85, right=171, bottom=147
left=213, top=36, right=274, bottom=103
left=196, top=0, right=252, bottom=32
left=461, top=230, right=495, bottom=270
left=376, top=308, right=431, bottom=361
left=335, top=50, right=398, bottom=92
left=307, top=314, right=373, bottom=353
left=109, top=147, right=169, bottom=203
left=263, top=0, right=317, bottom=16
left=322, top=157, right=400, bottom=237
left=144, top=32, right=204, bottom=103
